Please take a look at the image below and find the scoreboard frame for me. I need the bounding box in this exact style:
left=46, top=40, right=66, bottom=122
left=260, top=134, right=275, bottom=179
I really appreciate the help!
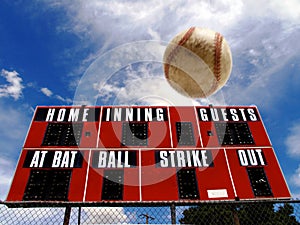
left=6, top=105, right=291, bottom=203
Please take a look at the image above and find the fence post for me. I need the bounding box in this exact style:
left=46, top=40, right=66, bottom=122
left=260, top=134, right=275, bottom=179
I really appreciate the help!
left=170, top=203, right=176, bottom=224
left=78, top=206, right=81, bottom=225
left=63, top=206, right=72, bottom=225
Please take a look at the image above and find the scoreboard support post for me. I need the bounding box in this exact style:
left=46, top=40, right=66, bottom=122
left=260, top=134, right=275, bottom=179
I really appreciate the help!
left=78, top=206, right=81, bottom=225
left=171, top=203, right=176, bottom=224
left=63, top=206, right=71, bottom=225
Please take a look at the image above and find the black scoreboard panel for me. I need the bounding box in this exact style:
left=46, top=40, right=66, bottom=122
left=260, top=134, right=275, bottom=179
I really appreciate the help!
left=176, top=122, right=195, bottom=146
left=247, top=167, right=273, bottom=197
left=42, top=123, right=83, bottom=146
left=122, top=122, right=148, bottom=146
left=177, top=169, right=199, bottom=199
left=23, top=169, right=71, bottom=201
left=6, top=106, right=291, bottom=203
left=101, top=170, right=124, bottom=200
left=215, top=122, right=255, bottom=146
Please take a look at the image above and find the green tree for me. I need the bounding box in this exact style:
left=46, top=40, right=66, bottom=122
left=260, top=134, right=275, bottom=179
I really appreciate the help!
left=179, top=204, right=236, bottom=225
left=274, top=203, right=299, bottom=225
left=179, top=203, right=300, bottom=225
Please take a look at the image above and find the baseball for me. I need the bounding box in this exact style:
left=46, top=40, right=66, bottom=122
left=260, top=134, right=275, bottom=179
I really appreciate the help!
left=163, top=27, right=232, bottom=98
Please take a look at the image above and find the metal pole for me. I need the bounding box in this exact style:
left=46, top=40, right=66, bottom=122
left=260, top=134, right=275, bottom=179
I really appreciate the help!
left=170, top=203, right=176, bottom=224
left=63, top=206, right=72, bottom=225
left=78, top=206, right=81, bottom=225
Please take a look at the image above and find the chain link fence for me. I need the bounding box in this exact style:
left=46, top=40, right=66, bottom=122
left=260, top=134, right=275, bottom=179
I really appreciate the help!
left=1, top=199, right=300, bottom=224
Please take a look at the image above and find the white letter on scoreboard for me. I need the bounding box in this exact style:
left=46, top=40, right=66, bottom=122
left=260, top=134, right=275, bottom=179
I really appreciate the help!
left=199, top=108, right=208, bottom=121
left=239, top=109, right=247, bottom=121
left=201, top=150, right=209, bottom=167
left=210, top=108, right=219, bottom=121
left=69, top=151, right=78, bottom=168
left=98, top=151, right=107, bottom=168
left=106, top=108, right=111, bottom=121
left=156, top=108, right=164, bottom=121
left=186, top=151, right=192, bottom=167
left=125, top=108, right=133, bottom=121
left=124, top=151, right=130, bottom=168
left=248, top=108, right=258, bottom=121
left=169, top=151, right=176, bottom=167
left=107, top=151, right=116, bottom=168
left=29, top=151, right=39, bottom=167
left=137, top=108, right=141, bottom=121
left=256, top=149, right=265, bottom=166
left=192, top=151, right=202, bottom=167
left=82, top=108, right=90, bottom=121
left=57, top=109, right=66, bottom=122
left=39, top=151, right=48, bottom=167
left=230, top=109, right=239, bottom=121
left=114, top=108, right=122, bottom=121
left=52, top=151, right=62, bottom=167
left=221, top=108, right=228, bottom=121
left=61, top=152, right=70, bottom=168
left=238, top=150, right=248, bottom=166
left=68, top=108, right=80, bottom=122
left=247, top=150, right=258, bottom=166
left=160, top=151, right=168, bottom=167
left=117, top=151, right=122, bottom=168
left=46, top=109, right=55, bottom=121
left=177, top=151, right=186, bottom=167
left=145, top=108, right=152, bottom=121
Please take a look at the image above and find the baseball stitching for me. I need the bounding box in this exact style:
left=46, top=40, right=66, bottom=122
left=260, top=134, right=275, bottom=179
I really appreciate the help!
left=206, top=32, right=223, bottom=96
left=164, top=27, right=195, bottom=79
left=213, top=32, right=223, bottom=82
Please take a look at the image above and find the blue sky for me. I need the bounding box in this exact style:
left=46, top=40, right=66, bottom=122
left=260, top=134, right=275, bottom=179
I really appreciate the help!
left=0, top=0, right=300, bottom=214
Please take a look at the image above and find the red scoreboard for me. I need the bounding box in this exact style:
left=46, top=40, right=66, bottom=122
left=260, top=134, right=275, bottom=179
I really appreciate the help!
left=6, top=106, right=291, bottom=202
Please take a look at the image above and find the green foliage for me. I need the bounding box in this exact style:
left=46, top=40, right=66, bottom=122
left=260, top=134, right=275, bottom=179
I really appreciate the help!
left=179, top=205, right=233, bottom=225
left=179, top=203, right=300, bottom=225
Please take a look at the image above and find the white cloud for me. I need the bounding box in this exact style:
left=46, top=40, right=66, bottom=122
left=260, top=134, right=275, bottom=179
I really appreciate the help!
left=40, top=87, right=72, bottom=103
left=285, top=123, right=300, bottom=157
left=147, top=28, right=161, bottom=41
left=0, top=157, right=15, bottom=200
left=53, top=0, right=300, bottom=44
left=0, top=69, right=24, bottom=100
left=0, top=103, right=29, bottom=146
left=40, top=87, right=53, bottom=97
left=55, top=0, right=244, bottom=46
left=97, top=76, right=195, bottom=106
left=41, top=0, right=299, bottom=108
left=0, top=100, right=31, bottom=200
left=0, top=207, right=130, bottom=224
left=81, top=207, right=128, bottom=224
left=221, top=20, right=300, bottom=107
left=0, top=206, right=66, bottom=224
left=55, top=94, right=72, bottom=103
left=268, top=0, right=300, bottom=21
left=290, top=165, right=300, bottom=187
left=92, top=60, right=225, bottom=106
left=289, top=164, right=300, bottom=198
